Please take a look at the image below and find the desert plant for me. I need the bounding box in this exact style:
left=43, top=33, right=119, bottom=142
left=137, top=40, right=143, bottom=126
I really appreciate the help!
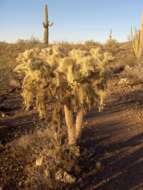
left=17, top=36, right=41, bottom=45
left=43, top=4, right=53, bottom=44
left=84, top=40, right=102, bottom=47
left=15, top=46, right=113, bottom=145
left=130, top=16, right=143, bottom=60
left=123, top=64, right=143, bottom=85
left=104, top=30, right=119, bottom=54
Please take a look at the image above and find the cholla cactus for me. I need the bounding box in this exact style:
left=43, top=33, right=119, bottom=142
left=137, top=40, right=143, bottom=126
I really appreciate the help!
left=15, top=46, right=113, bottom=145
left=130, top=15, right=143, bottom=60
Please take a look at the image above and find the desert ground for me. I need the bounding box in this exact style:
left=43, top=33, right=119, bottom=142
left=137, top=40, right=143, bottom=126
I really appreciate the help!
left=0, top=41, right=143, bottom=190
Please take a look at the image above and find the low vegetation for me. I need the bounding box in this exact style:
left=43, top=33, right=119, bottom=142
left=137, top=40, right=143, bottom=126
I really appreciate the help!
left=0, top=34, right=143, bottom=189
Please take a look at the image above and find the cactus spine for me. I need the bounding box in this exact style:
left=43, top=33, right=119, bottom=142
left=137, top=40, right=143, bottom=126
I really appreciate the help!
left=43, top=4, right=53, bottom=44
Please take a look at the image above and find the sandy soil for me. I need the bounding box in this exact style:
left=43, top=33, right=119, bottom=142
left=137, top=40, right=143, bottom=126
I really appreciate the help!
left=0, top=78, right=143, bottom=190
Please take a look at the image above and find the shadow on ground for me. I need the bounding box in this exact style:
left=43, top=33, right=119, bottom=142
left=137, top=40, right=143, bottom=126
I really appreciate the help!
left=1, top=86, right=143, bottom=190
left=70, top=107, right=143, bottom=190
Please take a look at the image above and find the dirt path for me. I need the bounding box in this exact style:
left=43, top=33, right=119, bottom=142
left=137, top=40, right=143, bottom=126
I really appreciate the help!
left=76, top=109, right=143, bottom=189
left=0, top=81, right=143, bottom=190
left=75, top=82, right=143, bottom=190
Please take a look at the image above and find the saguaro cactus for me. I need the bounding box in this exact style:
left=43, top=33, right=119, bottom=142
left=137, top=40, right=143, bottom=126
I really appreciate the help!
left=131, top=15, right=143, bottom=59
left=109, top=29, right=112, bottom=40
left=43, top=4, right=53, bottom=44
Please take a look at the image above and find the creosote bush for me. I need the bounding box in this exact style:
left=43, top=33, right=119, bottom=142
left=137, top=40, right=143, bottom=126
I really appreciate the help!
left=15, top=45, right=113, bottom=145
left=123, top=64, right=143, bottom=85
left=104, top=38, right=119, bottom=55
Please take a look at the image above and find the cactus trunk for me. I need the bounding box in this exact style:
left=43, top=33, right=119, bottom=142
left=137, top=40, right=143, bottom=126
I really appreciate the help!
left=64, top=105, right=76, bottom=145
left=44, top=26, right=49, bottom=44
left=64, top=105, right=84, bottom=145
left=43, top=4, right=53, bottom=44
left=75, top=109, right=84, bottom=140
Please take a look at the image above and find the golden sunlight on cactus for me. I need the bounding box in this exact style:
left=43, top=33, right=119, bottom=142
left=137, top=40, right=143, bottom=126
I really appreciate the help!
left=131, top=15, right=143, bottom=60
left=15, top=46, right=113, bottom=144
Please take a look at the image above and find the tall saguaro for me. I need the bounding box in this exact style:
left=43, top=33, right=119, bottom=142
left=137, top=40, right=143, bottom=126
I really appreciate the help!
left=43, top=4, right=53, bottom=44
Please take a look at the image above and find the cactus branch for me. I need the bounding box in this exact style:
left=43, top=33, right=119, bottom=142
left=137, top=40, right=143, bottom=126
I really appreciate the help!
left=64, top=105, right=76, bottom=145
left=75, top=109, right=84, bottom=140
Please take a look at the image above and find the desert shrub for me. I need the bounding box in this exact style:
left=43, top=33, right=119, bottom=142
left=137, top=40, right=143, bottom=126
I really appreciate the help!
left=123, top=64, right=143, bottom=85
left=104, top=30, right=119, bottom=55
left=84, top=40, right=102, bottom=48
left=15, top=45, right=113, bottom=145
left=122, top=53, right=137, bottom=67
left=0, top=57, right=16, bottom=92
left=17, top=36, right=41, bottom=45
left=104, top=38, right=119, bottom=55
left=108, top=53, right=137, bottom=76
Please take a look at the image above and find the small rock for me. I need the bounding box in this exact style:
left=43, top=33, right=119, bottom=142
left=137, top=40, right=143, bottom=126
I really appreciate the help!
left=118, top=78, right=129, bottom=85
left=44, top=169, right=49, bottom=177
left=96, top=161, right=102, bottom=171
left=35, top=156, right=43, bottom=166
left=55, top=169, right=76, bottom=184
left=0, top=112, right=5, bottom=118
left=9, top=79, right=20, bottom=88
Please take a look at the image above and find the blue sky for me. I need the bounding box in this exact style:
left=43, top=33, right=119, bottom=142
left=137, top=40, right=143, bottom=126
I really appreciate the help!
left=0, top=0, right=143, bottom=43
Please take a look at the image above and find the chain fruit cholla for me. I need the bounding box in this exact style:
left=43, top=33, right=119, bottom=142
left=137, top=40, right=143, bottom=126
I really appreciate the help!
left=15, top=46, right=113, bottom=145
